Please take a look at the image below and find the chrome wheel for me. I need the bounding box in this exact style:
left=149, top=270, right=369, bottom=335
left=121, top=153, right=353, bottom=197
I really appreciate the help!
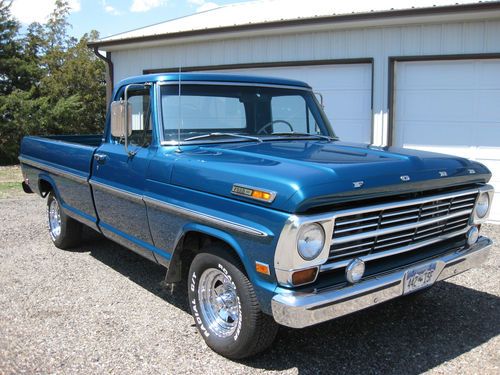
left=48, top=198, right=61, bottom=241
left=198, top=268, right=240, bottom=337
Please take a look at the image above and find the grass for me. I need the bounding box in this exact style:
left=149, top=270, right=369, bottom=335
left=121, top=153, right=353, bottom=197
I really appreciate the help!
left=0, top=165, right=23, bottom=198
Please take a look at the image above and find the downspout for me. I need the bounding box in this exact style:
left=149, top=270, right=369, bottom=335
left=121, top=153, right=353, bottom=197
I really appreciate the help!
left=92, top=47, right=114, bottom=105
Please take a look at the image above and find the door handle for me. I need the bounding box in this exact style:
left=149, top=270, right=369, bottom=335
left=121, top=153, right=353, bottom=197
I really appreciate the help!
left=94, top=153, right=107, bottom=163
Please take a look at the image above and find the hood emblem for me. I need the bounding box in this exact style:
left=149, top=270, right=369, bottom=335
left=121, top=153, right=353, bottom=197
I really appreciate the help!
left=353, top=181, right=364, bottom=188
left=400, top=175, right=410, bottom=182
left=439, top=171, right=448, bottom=177
left=468, top=169, right=476, bottom=174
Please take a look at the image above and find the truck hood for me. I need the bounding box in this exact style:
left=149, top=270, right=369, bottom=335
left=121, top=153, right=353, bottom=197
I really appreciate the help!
left=170, top=140, right=491, bottom=213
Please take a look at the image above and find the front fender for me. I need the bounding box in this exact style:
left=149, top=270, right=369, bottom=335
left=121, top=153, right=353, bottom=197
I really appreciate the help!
left=166, top=222, right=280, bottom=315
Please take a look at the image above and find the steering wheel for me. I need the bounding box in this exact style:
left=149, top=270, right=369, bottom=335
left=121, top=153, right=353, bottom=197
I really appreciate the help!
left=256, top=120, right=293, bottom=134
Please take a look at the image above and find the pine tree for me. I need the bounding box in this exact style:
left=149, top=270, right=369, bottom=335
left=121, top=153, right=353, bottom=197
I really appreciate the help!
left=0, top=0, right=106, bottom=165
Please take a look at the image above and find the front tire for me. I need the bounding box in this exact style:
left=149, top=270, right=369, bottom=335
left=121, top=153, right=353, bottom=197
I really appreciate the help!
left=47, top=192, right=82, bottom=249
left=188, top=247, right=278, bottom=359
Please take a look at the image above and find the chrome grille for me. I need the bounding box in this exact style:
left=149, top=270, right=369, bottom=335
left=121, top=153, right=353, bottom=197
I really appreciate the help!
left=321, top=190, right=477, bottom=271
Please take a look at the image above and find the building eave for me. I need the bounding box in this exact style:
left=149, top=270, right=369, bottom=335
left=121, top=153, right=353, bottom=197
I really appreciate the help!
left=88, top=2, right=500, bottom=51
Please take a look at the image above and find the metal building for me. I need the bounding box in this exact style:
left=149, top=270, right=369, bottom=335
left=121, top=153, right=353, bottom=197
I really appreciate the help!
left=89, top=0, right=500, bottom=222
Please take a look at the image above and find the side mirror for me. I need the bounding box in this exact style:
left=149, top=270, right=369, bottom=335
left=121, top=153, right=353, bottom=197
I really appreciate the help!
left=110, top=100, right=132, bottom=138
left=314, top=92, right=324, bottom=108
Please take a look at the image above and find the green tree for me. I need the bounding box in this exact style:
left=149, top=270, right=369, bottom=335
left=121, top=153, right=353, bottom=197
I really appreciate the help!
left=0, top=0, right=106, bottom=165
left=0, top=0, right=24, bottom=94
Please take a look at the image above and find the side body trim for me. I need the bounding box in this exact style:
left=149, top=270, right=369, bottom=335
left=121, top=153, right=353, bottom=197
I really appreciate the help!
left=89, top=179, right=268, bottom=238
left=19, top=156, right=88, bottom=184
left=144, top=196, right=268, bottom=237
left=90, top=179, right=143, bottom=203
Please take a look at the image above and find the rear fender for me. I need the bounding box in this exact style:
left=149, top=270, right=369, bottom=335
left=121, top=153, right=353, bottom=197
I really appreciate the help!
left=38, top=173, right=59, bottom=199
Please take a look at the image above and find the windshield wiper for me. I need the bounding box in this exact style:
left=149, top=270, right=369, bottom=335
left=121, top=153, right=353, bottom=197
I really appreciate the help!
left=184, top=132, right=263, bottom=143
left=270, top=132, right=338, bottom=141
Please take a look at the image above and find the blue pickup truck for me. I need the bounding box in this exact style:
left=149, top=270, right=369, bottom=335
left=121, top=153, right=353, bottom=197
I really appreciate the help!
left=20, top=73, right=494, bottom=359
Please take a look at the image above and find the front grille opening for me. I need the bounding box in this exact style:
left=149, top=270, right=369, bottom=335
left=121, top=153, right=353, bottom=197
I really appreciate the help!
left=322, top=189, right=477, bottom=276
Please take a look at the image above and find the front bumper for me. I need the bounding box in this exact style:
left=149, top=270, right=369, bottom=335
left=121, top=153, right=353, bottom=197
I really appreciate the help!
left=271, top=236, right=493, bottom=328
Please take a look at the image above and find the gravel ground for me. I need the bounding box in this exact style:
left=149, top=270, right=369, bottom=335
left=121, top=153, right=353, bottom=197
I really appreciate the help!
left=0, top=193, right=499, bottom=375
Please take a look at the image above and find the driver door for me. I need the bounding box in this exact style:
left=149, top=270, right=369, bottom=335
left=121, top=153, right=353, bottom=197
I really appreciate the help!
left=91, top=85, right=157, bottom=261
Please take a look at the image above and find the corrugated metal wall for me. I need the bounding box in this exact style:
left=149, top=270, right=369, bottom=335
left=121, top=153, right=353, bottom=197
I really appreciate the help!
left=111, top=19, right=500, bottom=145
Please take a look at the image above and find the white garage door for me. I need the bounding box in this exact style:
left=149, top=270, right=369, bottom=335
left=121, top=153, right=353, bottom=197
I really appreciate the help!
left=208, top=63, right=373, bottom=143
left=394, top=59, right=500, bottom=222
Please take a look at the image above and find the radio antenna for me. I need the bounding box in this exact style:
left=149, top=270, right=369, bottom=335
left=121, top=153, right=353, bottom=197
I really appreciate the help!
left=176, top=66, right=182, bottom=153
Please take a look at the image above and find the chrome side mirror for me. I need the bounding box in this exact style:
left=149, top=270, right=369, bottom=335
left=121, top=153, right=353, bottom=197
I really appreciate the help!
left=314, top=92, right=324, bottom=108
left=110, top=100, right=131, bottom=138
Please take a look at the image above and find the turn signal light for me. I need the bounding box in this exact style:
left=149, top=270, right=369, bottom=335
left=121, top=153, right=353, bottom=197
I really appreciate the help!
left=252, top=190, right=272, bottom=201
left=291, top=267, right=318, bottom=286
left=231, top=184, right=276, bottom=203
left=255, top=261, right=270, bottom=275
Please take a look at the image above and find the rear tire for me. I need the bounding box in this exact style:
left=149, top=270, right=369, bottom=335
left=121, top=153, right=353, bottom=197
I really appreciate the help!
left=47, top=192, right=82, bottom=249
left=188, top=246, right=278, bottom=359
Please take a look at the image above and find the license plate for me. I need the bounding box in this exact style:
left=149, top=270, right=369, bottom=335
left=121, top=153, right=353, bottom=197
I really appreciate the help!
left=403, top=262, right=437, bottom=294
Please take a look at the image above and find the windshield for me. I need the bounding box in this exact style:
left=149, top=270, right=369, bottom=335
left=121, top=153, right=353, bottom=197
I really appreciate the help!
left=160, top=83, right=335, bottom=143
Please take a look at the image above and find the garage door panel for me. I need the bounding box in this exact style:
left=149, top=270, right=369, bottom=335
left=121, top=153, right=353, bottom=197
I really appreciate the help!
left=396, top=121, right=474, bottom=147
left=475, top=92, right=500, bottom=119
left=333, top=119, right=371, bottom=143
left=478, top=61, right=500, bottom=87
left=324, top=89, right=371, bottom=119
left=396, top=91, right=476, bottom=121
left=209, top=63, right=372, bottom=143
left=398, top=61, right=476, bottom=89
left=306, top=65, right=371, bottom=89
left=394, top=59, right=500, bottom=222
left=474, top=124, right=500, bottom=146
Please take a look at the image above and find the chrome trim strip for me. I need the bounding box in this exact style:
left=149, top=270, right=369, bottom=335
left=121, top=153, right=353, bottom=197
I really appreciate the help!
left=89, top=180, right=143, bottom=203
left=157, top=80, right=312, bottom=91
left=143, top=196, right=268, bottom=237
left=331, top=209, right=472, bottom=245
left=89, top=178, right=268, bottom=237
left=272, top=236, right=492, bottom=328
left=321, top=227, right=469, bottom=271
left=19, top=156, right=88, bottom=184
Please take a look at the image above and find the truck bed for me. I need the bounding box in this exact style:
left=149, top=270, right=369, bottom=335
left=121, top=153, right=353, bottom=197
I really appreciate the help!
left=19, top=135, right=100, bottom=230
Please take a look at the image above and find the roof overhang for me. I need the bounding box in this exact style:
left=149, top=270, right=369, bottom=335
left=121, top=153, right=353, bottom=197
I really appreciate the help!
left=88, top=2, right=500, bottom=52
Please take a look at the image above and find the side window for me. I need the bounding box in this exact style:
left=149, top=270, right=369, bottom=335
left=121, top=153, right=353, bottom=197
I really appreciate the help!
left=128, top=92, right=152, bottom=147
left=112, top=89, right=152, bottom=147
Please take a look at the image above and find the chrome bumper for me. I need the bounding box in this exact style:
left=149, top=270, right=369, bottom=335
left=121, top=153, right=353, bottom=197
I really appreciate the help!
left=271, top=236, right=493, bottom=328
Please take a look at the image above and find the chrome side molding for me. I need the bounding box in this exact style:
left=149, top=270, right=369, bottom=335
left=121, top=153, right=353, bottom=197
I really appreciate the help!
left=90, top=179, right=269, bottom=238
left=144, top=196, right=269, bottom=238
left=19, top=156, right=88, bottom=184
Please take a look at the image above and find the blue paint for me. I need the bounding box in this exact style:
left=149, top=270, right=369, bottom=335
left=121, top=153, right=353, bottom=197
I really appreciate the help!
left=19, top=73, right=492, bottom=315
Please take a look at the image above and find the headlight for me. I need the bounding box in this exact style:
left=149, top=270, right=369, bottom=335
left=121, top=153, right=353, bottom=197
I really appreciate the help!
left=475, top=192, right=490, bottom=219
left=297, top=223, right=325, bottom=260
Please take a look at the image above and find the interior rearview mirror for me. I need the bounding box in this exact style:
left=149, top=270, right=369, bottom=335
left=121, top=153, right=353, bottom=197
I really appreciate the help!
left=110, top=101, right=132, bottom=138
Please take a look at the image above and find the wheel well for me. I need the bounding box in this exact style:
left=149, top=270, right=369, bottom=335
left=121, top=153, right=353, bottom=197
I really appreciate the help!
left=165, top=231, right=246, bottom=283
left=38, top=179, right=53, bottom=198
